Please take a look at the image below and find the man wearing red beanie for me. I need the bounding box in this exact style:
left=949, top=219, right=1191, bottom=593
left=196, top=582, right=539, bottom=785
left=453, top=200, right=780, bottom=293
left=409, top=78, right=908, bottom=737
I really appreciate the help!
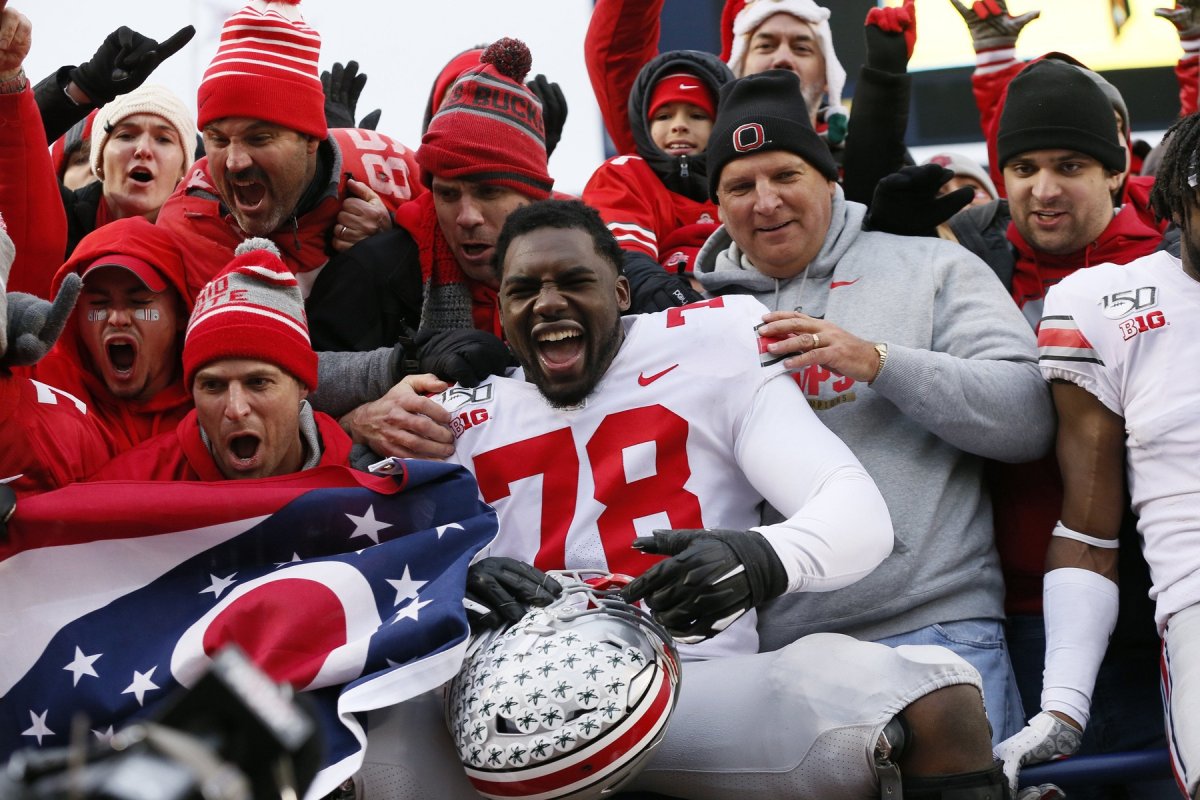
left=156, top=0, right=422, bottom=302
left=92, top=239, right=353, bottom=482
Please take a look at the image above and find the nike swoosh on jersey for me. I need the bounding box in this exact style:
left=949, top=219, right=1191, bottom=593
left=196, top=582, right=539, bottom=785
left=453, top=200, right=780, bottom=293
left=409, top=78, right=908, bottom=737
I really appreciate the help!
left=638, top=364, right=680, bottom=386
left=0, top=474, right=24, bottom=484
left=830, top=279, right=860, bottom=289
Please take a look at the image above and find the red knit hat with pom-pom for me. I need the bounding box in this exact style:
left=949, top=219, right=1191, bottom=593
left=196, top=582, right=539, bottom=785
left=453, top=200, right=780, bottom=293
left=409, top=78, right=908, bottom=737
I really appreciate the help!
left=197, top=0, right=326, bottom=139
left=416, top=37, right=553, bottom=199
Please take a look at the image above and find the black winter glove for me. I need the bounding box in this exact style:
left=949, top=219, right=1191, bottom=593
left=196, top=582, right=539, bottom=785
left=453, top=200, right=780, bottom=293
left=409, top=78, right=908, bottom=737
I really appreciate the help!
left=622, top=251, right=702, bottom=315
left=69, top=25, right=195, bottom=105
left=2, top=275, right=81, bottom=368
left=526, top=74, right=567, bottom=158
left=864, top=164, right=975, bottom=237
left=621, top=529, right=787, bottom=644
left=412, top=328, right=511, bottom=387
left=322, top=60, right=382, bottom=130
left=864, top=21, right=910, bottom=74
left=465, top=557, right=562, bottom=633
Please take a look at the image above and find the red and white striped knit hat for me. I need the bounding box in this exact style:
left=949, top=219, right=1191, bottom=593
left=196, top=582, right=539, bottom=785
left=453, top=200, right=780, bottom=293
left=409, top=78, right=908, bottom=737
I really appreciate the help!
left=197, top=0, right=326, bottom=139
left=183, top=239, right=318, bottom=390
left=719, top=0, right=846, bottom=117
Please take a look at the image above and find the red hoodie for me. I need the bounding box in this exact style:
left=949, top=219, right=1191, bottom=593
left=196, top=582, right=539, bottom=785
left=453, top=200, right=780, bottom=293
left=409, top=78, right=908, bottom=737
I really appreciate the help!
left=22, top=217, right=195, bottom=455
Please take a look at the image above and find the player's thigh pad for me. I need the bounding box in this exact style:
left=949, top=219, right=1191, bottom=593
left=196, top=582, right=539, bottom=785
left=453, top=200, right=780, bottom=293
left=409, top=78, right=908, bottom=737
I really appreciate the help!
left=631, top=633, right=981, bottom=800
left=359, top=690, right=481, bottom=800
left=1165, top=603, right=1200, bottom=799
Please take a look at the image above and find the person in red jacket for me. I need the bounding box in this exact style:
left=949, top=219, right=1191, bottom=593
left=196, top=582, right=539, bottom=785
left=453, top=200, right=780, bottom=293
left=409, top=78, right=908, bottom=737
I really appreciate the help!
left=155, top=0, right=418, bottom=302
left=93, top=240, right=352, bottom=481
left=22, top=217, right=193, bottom=456
left=583, top=51, right=730, bottom=281
left=0, top=216, right=111, bottom=497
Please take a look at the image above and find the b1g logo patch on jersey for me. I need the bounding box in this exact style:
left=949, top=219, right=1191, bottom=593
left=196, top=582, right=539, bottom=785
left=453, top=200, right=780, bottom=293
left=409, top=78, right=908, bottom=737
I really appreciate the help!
left=1099, top=286, right=1158, bottom=320
left=1118, top=310, right=1168, bottom=341
left=450, top=407, right=491, bottom=438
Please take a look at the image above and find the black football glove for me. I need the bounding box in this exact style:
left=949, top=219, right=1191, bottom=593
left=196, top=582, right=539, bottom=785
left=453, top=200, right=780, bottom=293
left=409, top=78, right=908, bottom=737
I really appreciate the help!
left=526, top=73, right=567, bottom=157
left=69, top=25, right=195, bottom=105
left=623, top=251, right=702, bottom=315
left=2, top=275, right=81, bottom=368
left=322, top=60, right=382, bottom=130
left=465, top=557, right=563, bottom=633
left=621, top=529, right=787, bottom=644
left=412, top=328, right=511, bottom=387
left=864, top=164, right=975, bottom=237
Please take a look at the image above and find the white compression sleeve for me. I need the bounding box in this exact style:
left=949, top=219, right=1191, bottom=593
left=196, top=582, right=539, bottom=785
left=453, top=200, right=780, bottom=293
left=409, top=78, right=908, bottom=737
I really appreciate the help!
left=1041, top=567, right=1119, bottom=729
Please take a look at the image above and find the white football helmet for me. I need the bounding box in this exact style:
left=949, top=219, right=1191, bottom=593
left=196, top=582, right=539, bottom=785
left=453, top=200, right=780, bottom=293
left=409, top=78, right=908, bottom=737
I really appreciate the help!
left=446, top=570, right=681, bottom=800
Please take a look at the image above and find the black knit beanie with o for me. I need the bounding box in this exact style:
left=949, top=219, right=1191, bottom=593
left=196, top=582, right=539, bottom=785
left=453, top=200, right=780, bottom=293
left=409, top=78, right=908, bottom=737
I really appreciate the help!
left=997, top=59, right=1126, bottom=173
left=707, top=69, right=839, bottom=202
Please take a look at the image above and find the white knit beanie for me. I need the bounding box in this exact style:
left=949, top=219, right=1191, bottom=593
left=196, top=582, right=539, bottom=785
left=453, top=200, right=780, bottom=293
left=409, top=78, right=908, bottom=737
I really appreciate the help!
left=90, top=83, right=197, bottom=179
left=723, top=0, right=847, bottom=120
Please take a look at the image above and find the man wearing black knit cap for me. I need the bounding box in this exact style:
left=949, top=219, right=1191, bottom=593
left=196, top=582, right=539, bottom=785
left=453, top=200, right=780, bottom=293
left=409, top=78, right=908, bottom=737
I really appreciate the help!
left=693, top=69, right=1054, bottom=775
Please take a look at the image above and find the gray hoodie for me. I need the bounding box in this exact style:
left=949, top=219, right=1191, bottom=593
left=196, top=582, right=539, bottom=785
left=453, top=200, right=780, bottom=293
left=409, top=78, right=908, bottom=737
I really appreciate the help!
left=695, top=186, right=1053, bottom=646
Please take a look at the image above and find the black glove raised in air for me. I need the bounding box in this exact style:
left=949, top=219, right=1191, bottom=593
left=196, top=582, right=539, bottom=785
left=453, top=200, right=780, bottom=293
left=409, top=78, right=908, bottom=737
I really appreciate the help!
left=864, top=164, right=975, bottom=237
left=621, top=528, right=787, bottom=644
left=69, top=25, right=195, bottom=105
left=526, top=73, right=568, bottom=157
left=412, top=328, right=511, bottom=387
left=322, top=60, right=382, bottom=130
left=465, top=557, right=563, bottom=633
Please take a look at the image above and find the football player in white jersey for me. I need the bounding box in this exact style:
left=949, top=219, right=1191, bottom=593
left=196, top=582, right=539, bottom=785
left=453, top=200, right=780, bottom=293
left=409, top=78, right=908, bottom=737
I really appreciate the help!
left=358, top=199, right=1012, bottom=800
left=998, top=113, right=1200, bottom=798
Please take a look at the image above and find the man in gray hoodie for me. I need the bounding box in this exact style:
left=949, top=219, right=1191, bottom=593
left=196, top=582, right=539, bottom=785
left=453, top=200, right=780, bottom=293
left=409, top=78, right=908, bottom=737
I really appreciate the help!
left=694, top=68, right=1055, bottom=747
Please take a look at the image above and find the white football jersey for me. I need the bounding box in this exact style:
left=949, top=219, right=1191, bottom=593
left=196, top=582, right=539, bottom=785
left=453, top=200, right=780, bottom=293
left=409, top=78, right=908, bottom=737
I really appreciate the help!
left=1039, top=251, right=1200, bottom=630
left=438, top=295, right=890, bottom=659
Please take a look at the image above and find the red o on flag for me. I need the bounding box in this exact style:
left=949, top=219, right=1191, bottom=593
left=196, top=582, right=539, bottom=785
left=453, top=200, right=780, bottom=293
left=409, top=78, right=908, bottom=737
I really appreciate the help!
left=172, top=562, right=382, bottom=692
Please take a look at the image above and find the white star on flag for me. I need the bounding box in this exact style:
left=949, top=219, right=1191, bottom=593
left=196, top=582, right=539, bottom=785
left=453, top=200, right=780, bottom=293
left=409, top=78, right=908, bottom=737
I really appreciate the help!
left=275, top=553, right=303, bottom=568
left=346, top=505, right=391, bottom=544
left=200, top=573, right=237, bottom=599
left=63, top=646, right=101, bottom=686
left=436, top=523, right=464, bottom=538
left=122, top=667, right=160, bottom=706
left=392, top=597, right=433, bottom=624
left=387, top=567, right=427, bottom=606
left=22, top=710, right=53, bottom=744
left=92, top=726, right=114, bottom=742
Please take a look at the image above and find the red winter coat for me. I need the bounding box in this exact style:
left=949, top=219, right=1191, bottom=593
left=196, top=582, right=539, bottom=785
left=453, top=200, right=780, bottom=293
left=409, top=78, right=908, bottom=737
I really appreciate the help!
left=0, top=86, right=69, bottom=298
left=156, top=128, right=422, bottom=302
left=23, top=218, right=194, bottom=455
left=90, top=407, right=353, bottom=481
left=0, top=373, right=112, bottom=497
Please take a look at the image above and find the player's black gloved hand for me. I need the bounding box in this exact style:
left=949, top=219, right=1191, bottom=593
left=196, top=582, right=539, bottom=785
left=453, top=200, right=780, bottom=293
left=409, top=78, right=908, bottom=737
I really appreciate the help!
left=2, top=275, right=81, bottom=368
left=465, top=557, right=563, bottom=633
left=621, top=528, right=787, bottom=644
left=864, top=164, right=974, bottom=237
left=322, top=60, right=382, bottom=130
left=526, top=74, right=567, bottom=157
left=413, top=328, right=511, bottom=387
left=69, top=25, right=195, bottom=105
left=623, top=251, right=702, bottom=315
